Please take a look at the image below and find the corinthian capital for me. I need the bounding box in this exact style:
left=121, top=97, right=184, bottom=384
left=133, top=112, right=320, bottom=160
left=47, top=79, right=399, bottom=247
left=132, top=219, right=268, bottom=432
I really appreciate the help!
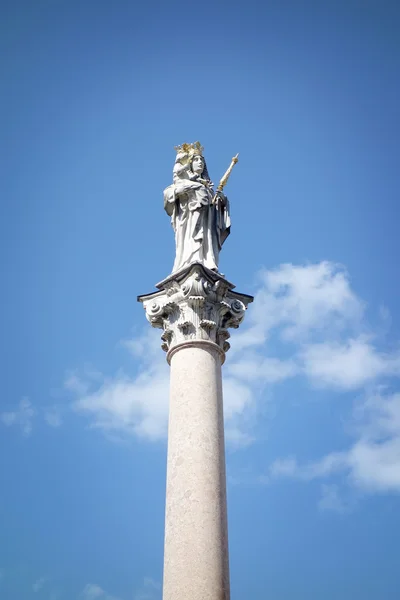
left=138, top=263, right=253, bottom=362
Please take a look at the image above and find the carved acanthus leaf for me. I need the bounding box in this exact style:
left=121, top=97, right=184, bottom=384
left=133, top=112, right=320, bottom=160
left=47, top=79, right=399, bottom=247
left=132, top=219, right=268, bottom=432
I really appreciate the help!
left=138, top=264, right=253, bottom=357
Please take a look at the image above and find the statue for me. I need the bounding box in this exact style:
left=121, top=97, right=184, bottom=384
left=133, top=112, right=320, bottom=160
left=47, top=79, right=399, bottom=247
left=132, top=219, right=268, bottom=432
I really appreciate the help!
left=163, top=142, right=238, bottom=274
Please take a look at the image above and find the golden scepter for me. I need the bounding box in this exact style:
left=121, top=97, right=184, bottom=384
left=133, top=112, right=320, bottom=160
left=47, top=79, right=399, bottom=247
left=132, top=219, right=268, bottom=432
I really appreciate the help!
left=212, top=153, right=239, bottom=204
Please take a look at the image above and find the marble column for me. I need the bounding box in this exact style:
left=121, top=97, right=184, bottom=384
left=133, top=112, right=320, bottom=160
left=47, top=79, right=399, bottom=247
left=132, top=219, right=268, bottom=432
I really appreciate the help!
left=138, top=263, right=253, bottom=600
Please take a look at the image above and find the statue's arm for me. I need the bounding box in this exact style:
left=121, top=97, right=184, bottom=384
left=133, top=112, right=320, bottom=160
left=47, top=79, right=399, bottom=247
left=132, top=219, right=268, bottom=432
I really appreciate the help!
left=163, top=186, right=176, bottom=216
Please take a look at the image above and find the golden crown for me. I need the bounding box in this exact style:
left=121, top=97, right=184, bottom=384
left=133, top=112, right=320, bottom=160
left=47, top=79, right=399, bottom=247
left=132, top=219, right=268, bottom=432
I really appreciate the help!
left=174, top=141, right=204, bottom=158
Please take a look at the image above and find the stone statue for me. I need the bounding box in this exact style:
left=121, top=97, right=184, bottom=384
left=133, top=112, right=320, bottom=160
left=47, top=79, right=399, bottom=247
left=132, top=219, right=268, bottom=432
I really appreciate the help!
left=163, top=142, right=237, bottom=274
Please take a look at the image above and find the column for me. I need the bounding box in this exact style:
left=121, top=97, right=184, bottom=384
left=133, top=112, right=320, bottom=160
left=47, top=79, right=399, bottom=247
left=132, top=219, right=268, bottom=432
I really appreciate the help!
left=138, top=263, right=253, bottom=600
left=164, top=341, right=229, bottom=600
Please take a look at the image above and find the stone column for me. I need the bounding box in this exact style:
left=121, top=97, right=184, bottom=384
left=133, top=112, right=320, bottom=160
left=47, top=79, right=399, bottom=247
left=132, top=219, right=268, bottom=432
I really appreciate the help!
left=138, top=263, right=253, bottom=600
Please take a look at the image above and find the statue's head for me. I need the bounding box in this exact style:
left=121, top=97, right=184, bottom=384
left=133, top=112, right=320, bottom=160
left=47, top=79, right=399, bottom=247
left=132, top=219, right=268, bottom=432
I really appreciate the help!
left=191, top=154, right=205, bottom=175
left=174, top=141, right=210, bottom=181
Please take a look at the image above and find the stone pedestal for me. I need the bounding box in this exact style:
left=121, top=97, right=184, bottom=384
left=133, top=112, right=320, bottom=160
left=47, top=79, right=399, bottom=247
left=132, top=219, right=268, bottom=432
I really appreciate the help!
left=138, top=263, right=253, bottom=600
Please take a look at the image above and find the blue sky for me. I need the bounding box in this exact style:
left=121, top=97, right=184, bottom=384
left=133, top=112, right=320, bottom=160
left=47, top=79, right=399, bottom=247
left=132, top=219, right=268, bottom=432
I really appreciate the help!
left=1, top=0, right=400, bottom=598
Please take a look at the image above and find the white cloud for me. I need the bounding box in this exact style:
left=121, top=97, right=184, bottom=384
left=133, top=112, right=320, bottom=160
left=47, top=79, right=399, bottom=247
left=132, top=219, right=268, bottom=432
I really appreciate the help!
left=226, top=353, right=298, bottom=383
left=33, top=577, right=46, bottom=592
left=269, top=390, right=400, bottom=495
left=224, top=426, right=254, bottom=447
left=80, top=583, right=120, bottom=600
left=231, top=261, right=363, bottom=355
left=1, top=398, right=35, bottom=435
left=1, top=399, right=66, bottom=435
left=134, top=577, right=161, bottom=600
left=269, top=452, right=346, bottom=482
left=65, top=367, right=104, bottom=395
left=44, top=407, right=63, bottom=427
left=318, top=484, right=348, bottom=513
left=346, top=390, right=400, bottom=492
left=81, top=584, right=104, bottom=599
left=66, top=259, right=400, bottom=487
left=233, top=262, right=400, bottom=395
left=65, top=372, right=91, bottom=396
left=222, top=376, right=254, bottom=421
left=262, top=261, right=363, bottom=340
left=69, top=331, right=258, bottom=445
left=261, top=265, right=400, bottom=498
left=70, top=262, right=359, bottom=444
left=269, top=452, right=346, bottom=481
left=301, top=337, right=400, bottom=389
left=71, top=357, right=170, bottom=441
left=223, top=374, right=256, bottom=447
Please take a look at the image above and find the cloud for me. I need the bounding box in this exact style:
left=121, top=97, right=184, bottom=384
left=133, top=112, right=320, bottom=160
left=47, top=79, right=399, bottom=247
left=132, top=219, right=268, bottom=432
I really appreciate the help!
left=269, top=389, right=400, bottom=494
left=66, top=261, right=400, bottom=473
left=80, top=583, right=121, bottom=600
left=69, top=330, right=257, bottom=445
left=68, top=331, right=170, bottom=441
left=231, top=261, right=363, bottom=354
left=44, top=407, right=63, bottom=427
left=1, top=398, right=35, bottom=435
left=346, top=390, right=400, bottom=492
left=317, top=484, right=349, bottom=513
left=225, top=354, right=298, bottom=384
left=69, top=263, right=353, bottom=443
left=32, top=577, right=46, bottom=592
left=301, top=337, right=400, bottom=389
left=71, top=358, right=170, bottom=442
left=231, top=262, right=400, bottom=394
left=134, top=577, right=161, bottom=600
left=0, top=399, right=65, bottom=435
left=229, top=263, right=400, bottom=502
left=269, top=452, right=345, bottom=481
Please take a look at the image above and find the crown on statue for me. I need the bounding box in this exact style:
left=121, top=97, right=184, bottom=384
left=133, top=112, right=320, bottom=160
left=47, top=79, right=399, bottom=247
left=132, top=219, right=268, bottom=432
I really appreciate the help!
left=174, top=141, right=204, bottom=158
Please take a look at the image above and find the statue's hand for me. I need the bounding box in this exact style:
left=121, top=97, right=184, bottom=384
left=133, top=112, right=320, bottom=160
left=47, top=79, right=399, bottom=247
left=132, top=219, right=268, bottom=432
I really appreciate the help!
left=215, top=190, right=226, bottom=208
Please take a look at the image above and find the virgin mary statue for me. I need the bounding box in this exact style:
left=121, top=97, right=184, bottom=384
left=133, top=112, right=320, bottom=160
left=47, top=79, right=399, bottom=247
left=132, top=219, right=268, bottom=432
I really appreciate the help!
left=163, top=143, right=231, bottom=274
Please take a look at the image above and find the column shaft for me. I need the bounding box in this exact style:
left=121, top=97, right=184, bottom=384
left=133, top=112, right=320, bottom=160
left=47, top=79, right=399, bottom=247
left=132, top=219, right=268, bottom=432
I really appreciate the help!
left=163, top=342, right=230, bottom=600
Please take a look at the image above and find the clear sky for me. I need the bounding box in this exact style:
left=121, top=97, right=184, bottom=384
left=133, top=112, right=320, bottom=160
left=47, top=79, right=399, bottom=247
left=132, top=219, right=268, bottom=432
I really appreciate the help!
left=1, top=1, right=400, bottom=599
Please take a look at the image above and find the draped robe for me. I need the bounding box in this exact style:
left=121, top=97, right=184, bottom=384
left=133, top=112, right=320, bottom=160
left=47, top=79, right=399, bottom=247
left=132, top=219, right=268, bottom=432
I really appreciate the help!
left=164, top=176, right=231, bottom=273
